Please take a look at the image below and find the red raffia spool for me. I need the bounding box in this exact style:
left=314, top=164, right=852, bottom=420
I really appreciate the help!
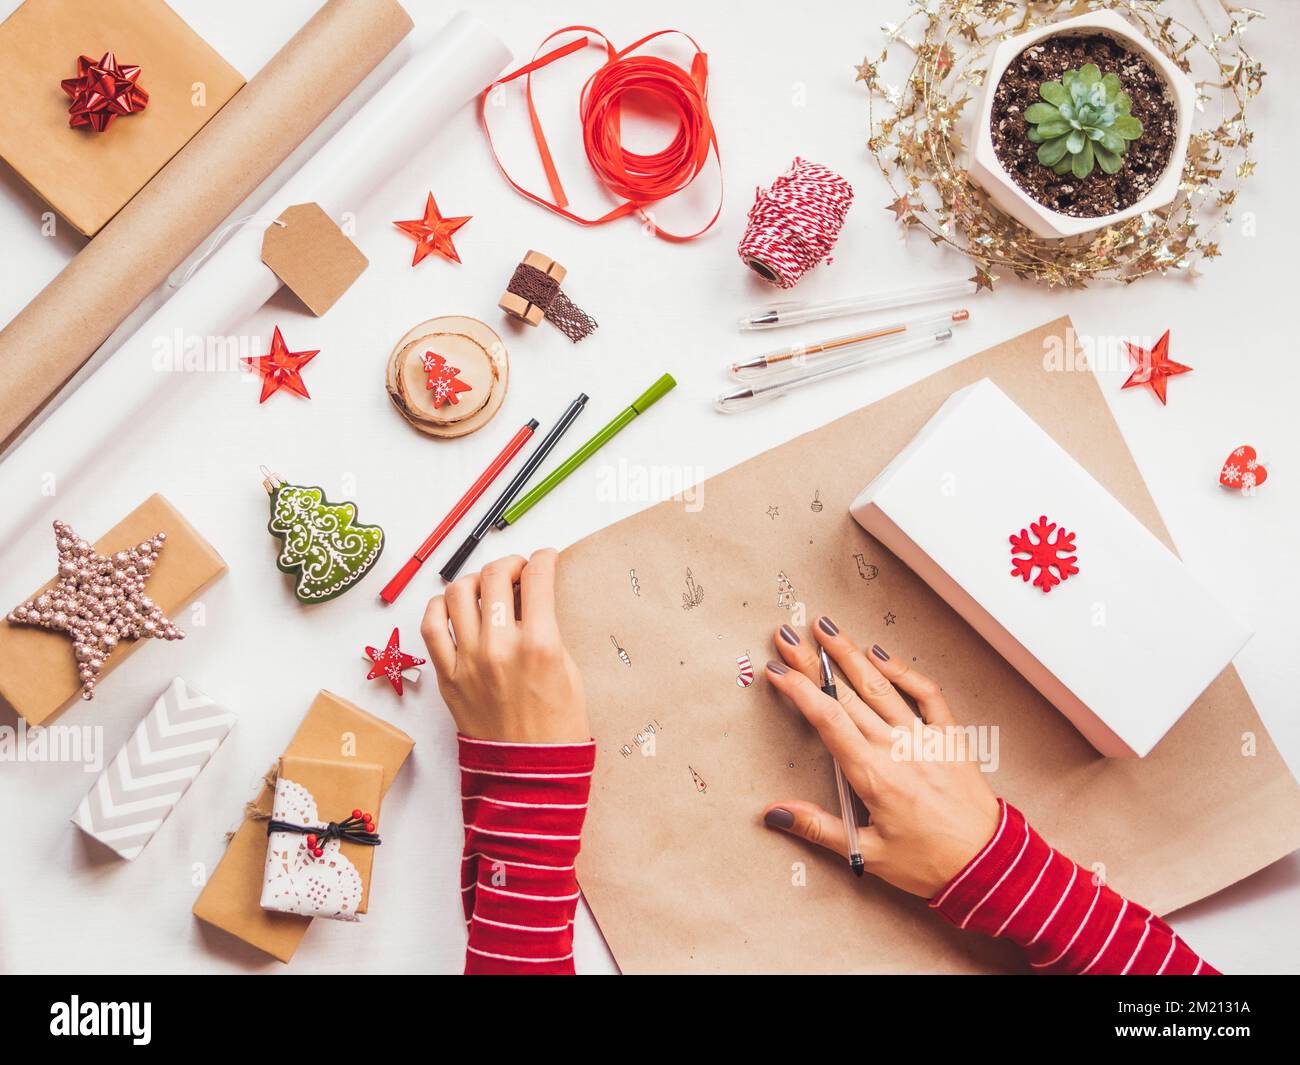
left=480, top=28, right=722, bottom=242
left=738, top=157, right=854, bottom=288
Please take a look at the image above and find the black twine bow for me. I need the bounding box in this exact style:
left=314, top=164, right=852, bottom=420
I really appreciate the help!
left=266, top=815, right=382, bottom=847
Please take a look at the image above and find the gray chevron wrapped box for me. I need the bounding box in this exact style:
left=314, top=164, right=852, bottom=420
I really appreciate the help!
left=71, top=677, right=236, bottom=860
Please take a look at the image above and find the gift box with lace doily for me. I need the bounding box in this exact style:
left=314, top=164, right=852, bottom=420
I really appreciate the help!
left=192, top=690, right=413, bottom=962
left=850, top=378, right=1251, bottom=758
left=260, top=754, right=383, bottom=921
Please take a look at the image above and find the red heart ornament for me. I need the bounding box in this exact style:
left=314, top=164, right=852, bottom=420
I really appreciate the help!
left=1219, top=445, right=1267, bottom=492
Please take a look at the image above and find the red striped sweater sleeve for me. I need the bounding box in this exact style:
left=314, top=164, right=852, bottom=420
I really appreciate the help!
left=458, top=735, right=595, bottom=975
left=931, top=799, right=1219, bottom=974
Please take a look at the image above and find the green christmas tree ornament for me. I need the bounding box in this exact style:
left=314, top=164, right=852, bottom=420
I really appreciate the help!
left=260, top=467, right=385, bottom=603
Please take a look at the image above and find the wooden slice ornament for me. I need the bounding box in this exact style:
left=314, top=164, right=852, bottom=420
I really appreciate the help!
left=385, top=316, right=509, bottom=438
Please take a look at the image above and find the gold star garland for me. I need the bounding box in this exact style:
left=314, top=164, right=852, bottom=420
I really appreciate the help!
left=860, top=0, right=1265, bottom=287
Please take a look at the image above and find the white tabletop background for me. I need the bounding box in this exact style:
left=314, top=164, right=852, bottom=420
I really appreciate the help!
left=0, top=0, right=1296, bottom=974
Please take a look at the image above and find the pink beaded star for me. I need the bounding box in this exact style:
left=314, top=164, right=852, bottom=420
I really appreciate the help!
left=6, top=521, right=184, bottom=699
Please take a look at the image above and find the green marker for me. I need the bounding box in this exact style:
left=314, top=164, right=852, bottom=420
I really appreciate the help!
left=495, top=373, right=676, bottom=529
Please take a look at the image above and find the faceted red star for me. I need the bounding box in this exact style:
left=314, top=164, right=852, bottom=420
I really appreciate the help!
left=241, top=326, right=319, bottom=403
left=421, top=351, right=472, bottom=408
left=393, top=192, right=470, bottom=266
left=1121, top=330, right=1192, bottom=406
left=364, top=627, right=426, bottom=696
left=61, top=52, right=149, bottom=133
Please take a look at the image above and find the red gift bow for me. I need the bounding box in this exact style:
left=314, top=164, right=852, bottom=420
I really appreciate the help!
left=61, top=51, right=149, bottom=133
left=480, top=28, right=722, bottom=242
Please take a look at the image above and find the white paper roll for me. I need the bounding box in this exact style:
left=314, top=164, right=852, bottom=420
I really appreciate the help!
left=0, top=12, right=510, bottom=554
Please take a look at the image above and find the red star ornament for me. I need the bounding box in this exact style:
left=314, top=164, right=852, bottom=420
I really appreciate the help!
left=393, top=192, right=470, bottom=266
left=1121, top=330, right=1193, bottom=406
left=61, top=52, right=149, bottom=133
left=364, top=627, right=426, bottom=696
left=421, top=351, right=472, bottom=408
left=241, top=326, right=319, bottom=403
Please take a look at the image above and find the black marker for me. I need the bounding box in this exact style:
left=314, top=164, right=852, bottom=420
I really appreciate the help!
left=439, top=393, right=589, bottom=581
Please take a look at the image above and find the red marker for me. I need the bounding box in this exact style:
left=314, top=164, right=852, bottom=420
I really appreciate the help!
left=379, top=418, right=538, bottom=604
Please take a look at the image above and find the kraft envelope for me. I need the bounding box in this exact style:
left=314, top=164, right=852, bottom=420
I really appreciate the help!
left=556, top=316, right=1300, bottom=974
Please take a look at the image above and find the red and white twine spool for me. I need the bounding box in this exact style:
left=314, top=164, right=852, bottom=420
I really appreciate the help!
left=737, top=158, right=854, bottom=288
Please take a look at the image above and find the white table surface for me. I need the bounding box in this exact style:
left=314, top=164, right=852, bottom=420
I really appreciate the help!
left=1, top=0, right=1296, bottom=975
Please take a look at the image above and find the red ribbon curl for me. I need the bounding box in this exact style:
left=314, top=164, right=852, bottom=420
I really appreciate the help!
left=480, top=28, right=722, bottom=242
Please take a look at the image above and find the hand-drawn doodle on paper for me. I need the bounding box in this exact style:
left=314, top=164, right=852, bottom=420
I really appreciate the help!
left=620, top=719, right=663, bottom=757
left=610, top=635, right=632, bottom=667
left=735, top=652, right=755, bottom=688
left=629, top=568, right=641, bottom=596
left=689, top=765, right=708, bottom=793
left=853, top=552, right=879, bottom=581
left=810, top=490, right=824, bottom=513
left=883, top=611, right=897, bottom=626
left=681, top=567, right=705, bottom=610
left=777, top=570, right=797, bottom=611
left=766, top=505, right=780, bottom=520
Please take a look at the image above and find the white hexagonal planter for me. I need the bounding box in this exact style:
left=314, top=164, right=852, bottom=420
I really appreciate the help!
left=968, top=10, right=1195, bottom=239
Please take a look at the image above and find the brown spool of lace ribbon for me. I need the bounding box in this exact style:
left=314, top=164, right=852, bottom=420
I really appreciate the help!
left=498, top=250, right=598, bottom=343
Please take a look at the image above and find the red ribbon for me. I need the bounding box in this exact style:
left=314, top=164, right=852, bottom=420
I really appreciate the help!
left=480, top=28, right=722, bottom=242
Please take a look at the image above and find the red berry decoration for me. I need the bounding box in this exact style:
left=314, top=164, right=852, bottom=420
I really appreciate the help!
left=312, top=847, right=324, bottom=858
left=306, top=833, right=318, bottom=847
left=1009, top=515, right=1079, bottom=594
left=351, top=809, right=362, bottom=820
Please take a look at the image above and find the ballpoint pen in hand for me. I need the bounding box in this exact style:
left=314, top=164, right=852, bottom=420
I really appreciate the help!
left=715, top=327, right=954, bottom=413
left=819, top=646, right=865, bottom=877
left=738, top=276, right=982, bottom=331
left=729, top=309, right=968, bottom=380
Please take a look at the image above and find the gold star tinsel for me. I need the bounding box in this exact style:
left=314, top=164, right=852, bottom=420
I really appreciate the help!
left=859, top=0, right=1265, bottom=287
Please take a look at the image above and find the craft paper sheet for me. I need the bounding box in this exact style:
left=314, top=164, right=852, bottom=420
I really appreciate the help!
left=849, top=378, right=1252, bottom=757
left=71, top=677, right=235, bottom=860
left=556, top=317, right=1300, bottom=974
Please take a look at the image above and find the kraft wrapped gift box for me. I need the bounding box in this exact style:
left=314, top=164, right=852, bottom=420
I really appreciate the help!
left=193, top=690, right=413, bottom=962
left=849, top=378, right=1251, bottom=758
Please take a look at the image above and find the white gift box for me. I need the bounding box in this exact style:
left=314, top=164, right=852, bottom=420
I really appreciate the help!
left=850, top=379, right=1251, bottom=758
left=71, top=678, right=236, bottom=859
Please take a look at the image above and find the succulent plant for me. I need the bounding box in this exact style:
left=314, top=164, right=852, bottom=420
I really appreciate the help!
left=1024, top=63, right=1143, bottom=179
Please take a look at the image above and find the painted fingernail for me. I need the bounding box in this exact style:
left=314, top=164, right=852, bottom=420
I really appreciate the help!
left=871, top=644, right=890, bottom=662
left=818, top=616, right=839, bottom=636
left=779, top=624, right=800, bottom=646
left=765, top=808, right=795, bottom=829
left=766, top=660, right=789, bottom=675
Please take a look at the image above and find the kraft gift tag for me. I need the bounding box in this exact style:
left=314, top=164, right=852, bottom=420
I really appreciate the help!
left=261, top=202, right=368, bottom=315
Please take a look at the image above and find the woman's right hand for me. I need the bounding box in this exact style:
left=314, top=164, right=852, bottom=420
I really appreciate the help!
left=760, top=615, right=1001, bottom=899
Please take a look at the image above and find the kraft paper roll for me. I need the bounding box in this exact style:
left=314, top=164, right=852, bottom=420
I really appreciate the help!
left=0, top=0, right=414, bottom=448
left=0, top=13, right=512, bottom=557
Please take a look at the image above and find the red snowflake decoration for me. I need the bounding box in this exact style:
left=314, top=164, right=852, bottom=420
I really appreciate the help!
left=1009, top=515, right=1079, bottom=594
left=364, top=627, right=426, bottom=696
left=421, top=351, right=472, bottom=408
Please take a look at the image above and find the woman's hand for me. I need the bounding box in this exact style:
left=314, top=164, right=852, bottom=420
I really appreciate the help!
left=761, top=616, right=1000, bottom=898
left=420, top=549, right=589, bottom=744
